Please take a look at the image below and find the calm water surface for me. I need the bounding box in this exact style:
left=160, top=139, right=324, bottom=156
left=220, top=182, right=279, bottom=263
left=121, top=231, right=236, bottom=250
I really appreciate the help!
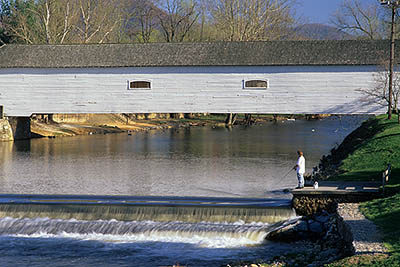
left=0, top=116, right=367, bottom=197
left=0, top=116, right=368, bottom=266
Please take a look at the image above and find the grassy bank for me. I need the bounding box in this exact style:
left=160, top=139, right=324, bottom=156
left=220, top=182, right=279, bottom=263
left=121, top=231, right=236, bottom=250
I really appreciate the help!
left=322, top=115, right=400, bottom=266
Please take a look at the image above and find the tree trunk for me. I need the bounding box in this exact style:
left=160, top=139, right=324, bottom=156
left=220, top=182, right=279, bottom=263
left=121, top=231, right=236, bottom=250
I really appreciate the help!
left=244, top=113, right=252, bottom=126
left=225, top=113, right=237, bottom=126
left=48, top=114, right=54, bottom=123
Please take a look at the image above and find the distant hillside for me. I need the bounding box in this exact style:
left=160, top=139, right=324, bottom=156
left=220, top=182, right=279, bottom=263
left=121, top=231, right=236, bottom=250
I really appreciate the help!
left=295, top=23, right=353, bottom=40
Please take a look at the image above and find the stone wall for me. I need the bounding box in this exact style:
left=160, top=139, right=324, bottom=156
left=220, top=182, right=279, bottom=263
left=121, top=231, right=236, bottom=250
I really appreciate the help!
left=266, top=212, right=355, bottom=265
left=292, top=194, right=381, bottom=216
left=0, top=119, right=13, bottom=142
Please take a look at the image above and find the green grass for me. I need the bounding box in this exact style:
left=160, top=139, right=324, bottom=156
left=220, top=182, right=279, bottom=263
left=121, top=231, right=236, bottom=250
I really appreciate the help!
left=360, top=194, right=400, bottom=253
left=329, top=115, right=400, bottom=185
left=324, top=254, right=395, bottom=267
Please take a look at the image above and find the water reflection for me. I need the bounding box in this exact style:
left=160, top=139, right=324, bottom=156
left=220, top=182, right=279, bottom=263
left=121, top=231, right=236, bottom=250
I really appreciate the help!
left=0, top=116, right=368, bottom=197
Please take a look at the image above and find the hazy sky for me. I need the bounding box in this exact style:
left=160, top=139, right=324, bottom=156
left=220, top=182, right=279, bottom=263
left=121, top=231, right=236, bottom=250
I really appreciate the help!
left=298, top=0, right=378, bottom=25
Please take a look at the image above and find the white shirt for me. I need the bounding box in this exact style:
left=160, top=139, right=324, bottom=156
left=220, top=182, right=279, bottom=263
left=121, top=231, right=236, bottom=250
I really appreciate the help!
left=296, top=155, right=305, bottom=174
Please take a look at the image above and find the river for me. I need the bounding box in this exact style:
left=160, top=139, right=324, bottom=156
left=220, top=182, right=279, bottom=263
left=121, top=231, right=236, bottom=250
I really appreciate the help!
left=0, top=116, right=368, bottom=266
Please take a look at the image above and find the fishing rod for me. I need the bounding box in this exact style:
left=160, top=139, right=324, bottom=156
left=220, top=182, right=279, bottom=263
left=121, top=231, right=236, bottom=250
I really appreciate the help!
left=281, top=168, right=294, bottom=180
left=272, top=166, right=295, bottom=193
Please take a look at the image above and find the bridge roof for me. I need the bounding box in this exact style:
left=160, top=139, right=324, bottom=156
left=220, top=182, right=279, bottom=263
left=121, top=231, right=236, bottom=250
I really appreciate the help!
left=0, top=40, right=397, bottom=68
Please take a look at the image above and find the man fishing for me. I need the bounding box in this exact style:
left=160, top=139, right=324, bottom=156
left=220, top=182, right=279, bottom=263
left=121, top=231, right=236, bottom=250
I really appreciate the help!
left=294, top=150, right=305, bottom=189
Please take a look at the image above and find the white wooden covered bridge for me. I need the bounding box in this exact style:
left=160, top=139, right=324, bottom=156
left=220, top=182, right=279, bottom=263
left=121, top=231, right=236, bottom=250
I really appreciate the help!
left=0, top=40, right=396, bottom=117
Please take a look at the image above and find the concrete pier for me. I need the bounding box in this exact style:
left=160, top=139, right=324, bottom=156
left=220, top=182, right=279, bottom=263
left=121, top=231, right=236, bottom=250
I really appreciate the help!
left=0, top=118, right=13, bottom=142
left=291, top=181, right=381, bottom=216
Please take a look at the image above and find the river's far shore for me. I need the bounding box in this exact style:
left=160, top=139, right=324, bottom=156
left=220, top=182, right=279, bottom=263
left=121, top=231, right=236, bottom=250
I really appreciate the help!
left=29, top=113, right=331, bottom=138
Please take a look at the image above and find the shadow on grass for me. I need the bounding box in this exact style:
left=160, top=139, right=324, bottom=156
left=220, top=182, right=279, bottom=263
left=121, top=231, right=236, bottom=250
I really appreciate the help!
left=332, top=166, right=400, bottom=186
left=372, top=133, right=400, bottom=141
left=327, top=117, right=399, bottom=164
left=337, top=170, right=382, bottom=182
left=330, top=118, right=393, bottom=161
left=361, top=195, right=400, bottom=253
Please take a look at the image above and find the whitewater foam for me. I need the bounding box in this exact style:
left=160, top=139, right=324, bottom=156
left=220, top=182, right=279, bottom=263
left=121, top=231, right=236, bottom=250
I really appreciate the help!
left=0, top=217, right=276, bottom=248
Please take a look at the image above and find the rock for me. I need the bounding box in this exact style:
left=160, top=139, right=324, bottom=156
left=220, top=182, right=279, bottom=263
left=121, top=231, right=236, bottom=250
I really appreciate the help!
left=308, top=221, right=323, bottom=233
left=267, top=220, right=308, bottom=242
left=296, top=220, right=309, bottom=232
left=317, top=248, right=339, bottom=260
left=292, top=196, right=337, bottom=216
left=315, top=214, right=330, bottom=224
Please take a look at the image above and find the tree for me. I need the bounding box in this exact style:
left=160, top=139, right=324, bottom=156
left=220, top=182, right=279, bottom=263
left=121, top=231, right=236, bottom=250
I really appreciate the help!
left=3, top=0, right=78, bottom=44
left=208, top=0, right=298, bottom=41
left=1, top=0, right=42, bottom=44
left=0, top=0, right=13, bottom=44
left=359, top=62, right=400, bottom=120
left=331, top=0, right=388, bottom=39
left=37, top=0, right=76, bottom=44
left=156, top=0, right=200, bottom=42
left=121, top=0, right=159, bottom=43
left=0, top=0, right=122, bottom=44
left=73, top=0, right=121, bottom=44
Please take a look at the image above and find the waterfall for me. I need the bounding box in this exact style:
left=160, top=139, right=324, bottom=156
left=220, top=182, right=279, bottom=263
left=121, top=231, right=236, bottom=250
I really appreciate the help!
left=0, top=194, right=297, bottom=248
left=0, top=217, right=292, bottom=248
left=0, top=195, right=296, bottom=224
left=0, top=203, right=294, bottom=224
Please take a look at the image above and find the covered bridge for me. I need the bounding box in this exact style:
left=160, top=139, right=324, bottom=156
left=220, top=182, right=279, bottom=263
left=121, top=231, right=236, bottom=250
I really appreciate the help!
left=0, top=40, right=396, bottom=117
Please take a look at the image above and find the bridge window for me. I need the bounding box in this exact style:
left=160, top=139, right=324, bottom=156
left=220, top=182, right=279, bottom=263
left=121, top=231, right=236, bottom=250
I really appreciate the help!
left=128, top=80, right=151, bottom=90
left=243, top=79, right=269, bottom=90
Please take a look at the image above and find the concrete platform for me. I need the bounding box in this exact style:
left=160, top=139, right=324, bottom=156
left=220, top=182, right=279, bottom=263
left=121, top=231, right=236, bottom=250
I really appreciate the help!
left=291, top=181, right=382, bottom=215
left=291, top=181, right=381, bottom=197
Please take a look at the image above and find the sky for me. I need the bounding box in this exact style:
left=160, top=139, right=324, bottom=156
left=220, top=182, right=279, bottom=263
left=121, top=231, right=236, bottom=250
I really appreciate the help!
left=298, top=0, right=378, bottom=25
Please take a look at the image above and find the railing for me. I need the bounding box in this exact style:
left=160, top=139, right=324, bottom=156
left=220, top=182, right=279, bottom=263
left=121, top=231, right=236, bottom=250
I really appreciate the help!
left=382, top=164, right=391, bottom=196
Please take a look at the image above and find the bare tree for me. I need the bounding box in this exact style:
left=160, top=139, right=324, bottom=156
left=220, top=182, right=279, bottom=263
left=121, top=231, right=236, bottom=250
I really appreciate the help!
left=331, top=0, right=386, bottom=39
left=136, top=0, right=157, bottom=42
left=1, top=0, right=76, bottom=44
left=74, top=0, right=121, bottom=44
left=359, top=62, right=400, bottom=116
left=2, top=0, right=122, bottom=44
left=208, top=0, right=298, bottom=41
left=36, top=0, right=76, bottom=44
left=121, top=0, right=159, bottom=43
left=156, top=0, right=200, bottom=42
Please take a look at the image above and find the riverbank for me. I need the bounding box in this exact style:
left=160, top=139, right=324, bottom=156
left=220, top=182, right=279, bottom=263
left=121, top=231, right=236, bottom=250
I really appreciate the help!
left=318, top=115, right=400, bottom=266
left=30, top=113, right=206, bottom=137
left=27, top=113, right=332, bottom=138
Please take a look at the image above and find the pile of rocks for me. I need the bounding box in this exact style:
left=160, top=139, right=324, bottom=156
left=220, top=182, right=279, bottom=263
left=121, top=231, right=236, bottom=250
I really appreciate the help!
left=264, top=211, right=354, bottom=266
left=292, top=196, right=337, bottom=216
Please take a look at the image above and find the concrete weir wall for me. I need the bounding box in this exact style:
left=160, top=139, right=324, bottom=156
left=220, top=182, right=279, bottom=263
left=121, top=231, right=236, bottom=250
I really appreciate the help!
left=0, top=117, right=31, bottom=141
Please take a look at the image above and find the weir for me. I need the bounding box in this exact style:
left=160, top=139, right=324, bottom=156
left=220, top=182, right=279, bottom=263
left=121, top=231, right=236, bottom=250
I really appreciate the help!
left=0, top=194, right=295, bottom=224
left=0, top=217, right=289, bottom=247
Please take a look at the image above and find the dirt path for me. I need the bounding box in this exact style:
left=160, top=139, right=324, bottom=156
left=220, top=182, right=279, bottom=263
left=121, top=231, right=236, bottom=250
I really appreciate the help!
left=338, top=203, right=387, bottom=254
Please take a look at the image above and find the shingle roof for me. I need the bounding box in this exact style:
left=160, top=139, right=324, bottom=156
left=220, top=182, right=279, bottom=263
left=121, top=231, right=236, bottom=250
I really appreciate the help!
left=0, top=40, right=397, bottom=68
